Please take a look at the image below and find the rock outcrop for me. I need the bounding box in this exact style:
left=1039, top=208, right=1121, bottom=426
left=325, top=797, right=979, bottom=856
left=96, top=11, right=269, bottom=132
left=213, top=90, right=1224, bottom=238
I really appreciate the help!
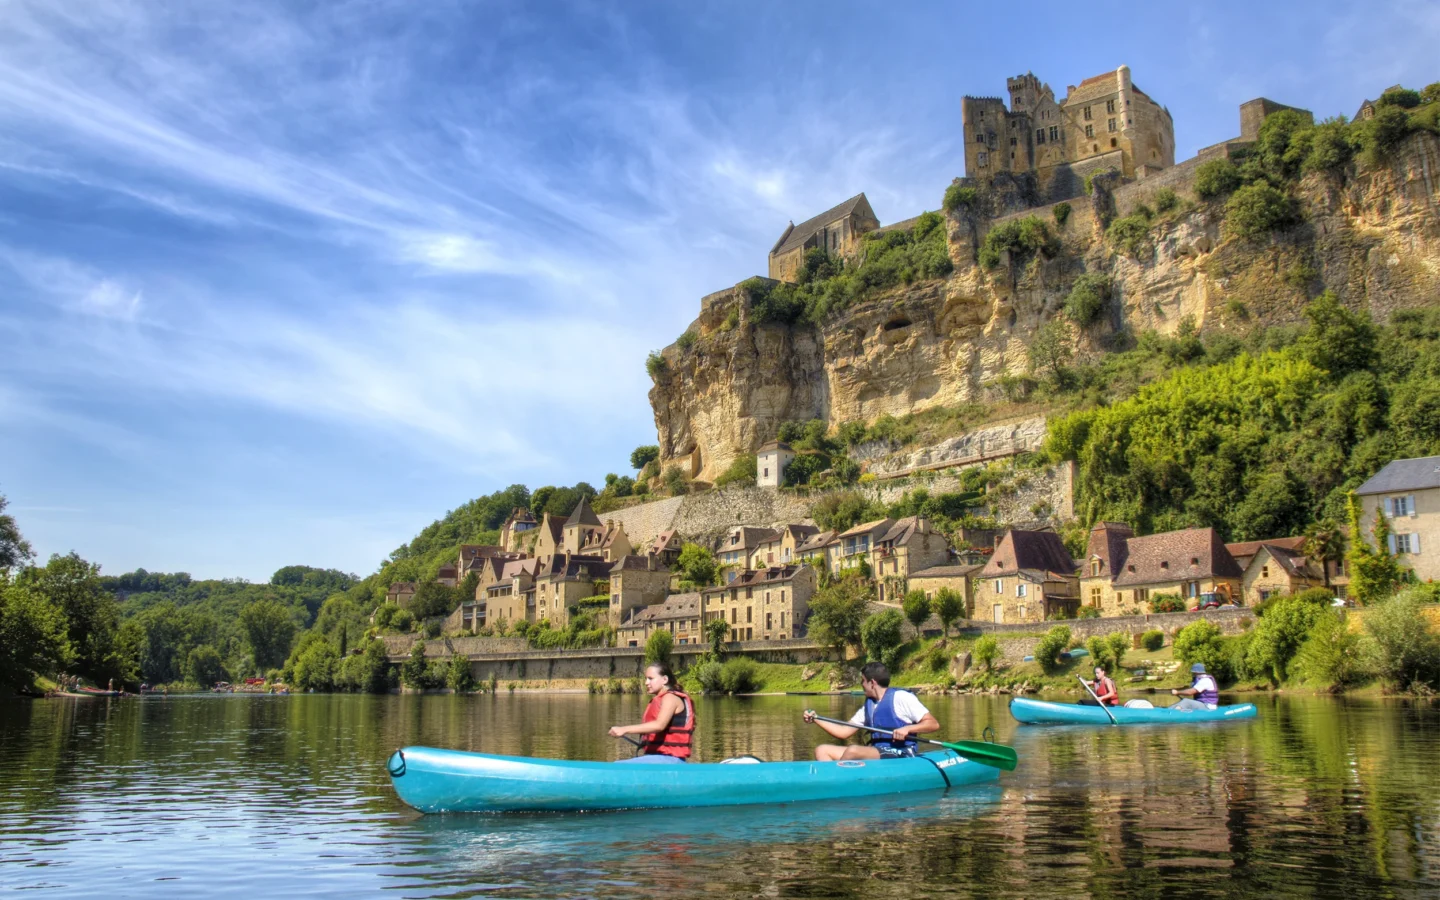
left=651, top=132, right=1440, bottom=482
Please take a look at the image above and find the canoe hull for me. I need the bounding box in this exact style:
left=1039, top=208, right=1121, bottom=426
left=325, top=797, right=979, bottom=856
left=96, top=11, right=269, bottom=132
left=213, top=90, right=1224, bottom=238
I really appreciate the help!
left=1010, top=697, right=1258, bottom=725
left=387, top=746, right=999, bottom=813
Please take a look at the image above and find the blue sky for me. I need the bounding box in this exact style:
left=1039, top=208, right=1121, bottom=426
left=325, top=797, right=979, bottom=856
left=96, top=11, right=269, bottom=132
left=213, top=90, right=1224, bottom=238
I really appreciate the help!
left=1, top=1, right=1434, bottom=582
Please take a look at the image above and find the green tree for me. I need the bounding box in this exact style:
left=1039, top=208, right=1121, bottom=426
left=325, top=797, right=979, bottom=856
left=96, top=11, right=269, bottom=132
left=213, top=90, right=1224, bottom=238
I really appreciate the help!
left=902, top=590, right=932, bottom=632
left=1297, top=291, right=1377, bottom=377
left=1224, top=182, right=1300, bottom=241
left=663, top=466, right=689, bottom=496
left=401, top=641, right=428, bottom=688
left=0, top=580, right=72, bottom=691
left=353, top=636, right=393, bottom=693
left=861, top=609, right=905, bottom=665
left=1304, top=520, right=1347, bottom=589
left=809, top=491, right=885, bottom=532
left=705, top=617, right=730, bottom=656
left=410, top=580, right=456, bottom=619
left=183, top=645, right=226, bottom=687
left=1173, top=620, right=1230, bottom=680
left=1364, top=588, right=1440, bottom=692
left=0, top=494, right=34, bottom=573
left=1194, top=158, right=1241, bottom=199
left=240, top=599, right=297, bottom=672
left=1246, top=594, right=1325, bottom=684
left=644, top=629, right=674, bottom=666
left=973, top=634, right=1000, bottom=672
left=446, top=652, right=475, bottom=692
left=1033, top=625, right=1071, bottom=675
left=1064, top=274, right=1110, bottom=327
left=932, top=588, right=966, bottom=636
left=27, top=552, right=128, bottom=684
left=677, top=544, right=718, bottom=587
left=630, top=445, right=660, bottom=470
left=807, top=575, right=871, bottom=659
left=1294, top=610, right=1368, bottom=689
left=289, top=635, right=339, bottom=691
left=1028, top=320, right=1074, bottom=386
left=1346, top=493, right=1404, bottom=605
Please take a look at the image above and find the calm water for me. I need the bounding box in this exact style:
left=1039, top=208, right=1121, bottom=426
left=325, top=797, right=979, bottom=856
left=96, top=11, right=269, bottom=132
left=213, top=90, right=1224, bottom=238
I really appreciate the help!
left=2, top=691, right=1438, bottom=898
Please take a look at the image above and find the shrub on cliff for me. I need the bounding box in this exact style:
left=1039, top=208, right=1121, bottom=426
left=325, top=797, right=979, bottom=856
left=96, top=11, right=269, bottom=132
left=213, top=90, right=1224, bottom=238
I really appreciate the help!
left=1224, top=182, right=1300, bottom=241
left=810, top=491, right=885, bottom=533
left=978, top=215, right=1055, bottom=269
left=1052, top=201, right=1071, bottom=225
left=645, top=351, right=667, bottom=379
left=943, top=184, right=978, bottom=213
left=662, top=466, right=689, bottom=496
left=1064, top=273, right=1110, bottom=327
left=1105, top=214, right=1152, bottom=258
left=676, top=330, right=697, bottom=351
left=630, top=445, right=658, bottom=470
left=1194, top=158, right=1242, bottom=199
left=714, top=454, right=757, bottom=488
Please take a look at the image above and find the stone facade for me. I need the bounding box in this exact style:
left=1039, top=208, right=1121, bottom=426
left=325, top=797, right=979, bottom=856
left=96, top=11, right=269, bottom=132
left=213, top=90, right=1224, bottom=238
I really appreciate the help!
left=907, top=564, right=981, bottom=615
left=1357, top=456, right=1440, bottom=583
left=702, top=565, right=818, bottom=642
left=768, top=194, right=880, bottom=282
left=607, top=555, right=672, bottom=628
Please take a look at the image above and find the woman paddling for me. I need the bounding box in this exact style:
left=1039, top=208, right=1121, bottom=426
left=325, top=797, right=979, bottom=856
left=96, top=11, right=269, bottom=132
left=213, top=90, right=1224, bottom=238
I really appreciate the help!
left=608, top=662, right=695, bottom=764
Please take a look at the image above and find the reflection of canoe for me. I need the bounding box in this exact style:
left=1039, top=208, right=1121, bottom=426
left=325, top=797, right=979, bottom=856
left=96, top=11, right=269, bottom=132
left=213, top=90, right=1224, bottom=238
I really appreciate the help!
left=1010, top=697, right=1257, bottom=725
left=387, top=746, right=999, bottom=813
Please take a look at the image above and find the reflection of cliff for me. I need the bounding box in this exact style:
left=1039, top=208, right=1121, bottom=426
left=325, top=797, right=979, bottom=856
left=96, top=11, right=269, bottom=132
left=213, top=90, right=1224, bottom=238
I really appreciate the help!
left=651, top=132, right=1440, bottom=482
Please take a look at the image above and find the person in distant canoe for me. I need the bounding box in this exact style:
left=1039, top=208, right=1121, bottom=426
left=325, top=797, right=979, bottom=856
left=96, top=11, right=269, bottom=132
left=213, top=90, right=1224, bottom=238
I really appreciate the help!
left=803, top=662, right=940, bottom=761
left=1170, top=662, right=1220, bottom=711
left=1079, top=665, right=1119, bottom=706
left=608, top=662, right=695, bottom=764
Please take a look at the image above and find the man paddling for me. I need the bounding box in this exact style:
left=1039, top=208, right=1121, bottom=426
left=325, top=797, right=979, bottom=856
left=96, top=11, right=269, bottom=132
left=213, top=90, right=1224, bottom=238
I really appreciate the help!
left=803, top=662, right=939, bottom=761
left=1170, top=662, right=1219, bottom=711
left=608, top=662, right=695, bottom=763
left=1079, top=665, right=1119, bottom=706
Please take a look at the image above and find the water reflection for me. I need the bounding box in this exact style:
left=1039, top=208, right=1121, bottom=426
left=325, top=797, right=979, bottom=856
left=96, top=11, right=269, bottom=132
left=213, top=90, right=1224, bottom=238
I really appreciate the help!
left=0, top=692, right=1437, bottom=898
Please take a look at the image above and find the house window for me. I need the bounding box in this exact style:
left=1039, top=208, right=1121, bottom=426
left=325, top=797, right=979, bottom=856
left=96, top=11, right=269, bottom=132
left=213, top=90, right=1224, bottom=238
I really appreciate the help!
left=1085, top=124, right=1094, bottom=138
left=763, top=467, right=769, bottom=477
left=1110, top=138, right=1117, bottom=148
left=1018, top=604, right=1027, bottom=619
left=1090, top=586, right=1101, bottom=605
left=1036, top=128, right=1045, bottom=144
left=976, top=133, right=985, bottom=143
left=1394, top=533, right=1417, bottom=554
left=1084, top=106, right=1092, bottom=120
left=746, top=607, right=752, bottom=623
left=1388, top=495, right=1413, bottom=516
left=994, top=579, right=1004, bottom=594
left=1106, top=99, right=1115, bottom=113
left=766, top=613, right=773, bottom=630
left=1049, top=126, right=1058, bottom=142
left=1108, top=118, right=1117, bottom=133
left=1261, top=566, right=1269, bottom=578
left=1090, top=560, right=1101, bottom=577
left=730, top=609, right=736, bottom=624
left=780, top=611, right=786, bottom=628
left=780, top=590, right=785, bottom=602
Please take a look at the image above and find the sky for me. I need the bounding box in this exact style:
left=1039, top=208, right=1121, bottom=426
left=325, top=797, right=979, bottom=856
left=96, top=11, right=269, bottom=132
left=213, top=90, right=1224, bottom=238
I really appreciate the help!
left=1, top=0, right=1434, bottom=582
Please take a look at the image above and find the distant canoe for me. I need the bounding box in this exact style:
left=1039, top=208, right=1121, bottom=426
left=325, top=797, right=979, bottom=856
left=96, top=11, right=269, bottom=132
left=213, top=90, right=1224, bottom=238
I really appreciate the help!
left=386, top=746, right=999, bottom=813
left=1010, top=697, right=1257, bottom=725
left=57, top=690, right=122, bottom=698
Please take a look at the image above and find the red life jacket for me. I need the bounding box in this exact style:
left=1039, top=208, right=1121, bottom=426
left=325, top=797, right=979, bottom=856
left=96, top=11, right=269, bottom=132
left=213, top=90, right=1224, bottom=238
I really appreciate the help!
left=639, top=688, right=695, bottom=758
left=1095, top=676, right=1118, bottom=705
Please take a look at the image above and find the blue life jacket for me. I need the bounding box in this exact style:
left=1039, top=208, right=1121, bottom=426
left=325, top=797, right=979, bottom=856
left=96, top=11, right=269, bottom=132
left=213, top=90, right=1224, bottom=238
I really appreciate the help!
left=863, top=689, right=918, bottom=752
left=1192, top=674, right=1219, bottom=705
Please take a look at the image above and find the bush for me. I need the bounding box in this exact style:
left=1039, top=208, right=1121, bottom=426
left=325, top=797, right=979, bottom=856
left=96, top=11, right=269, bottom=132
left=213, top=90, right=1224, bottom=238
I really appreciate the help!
left=1364, top=588, right=1440, bottom=692
left=644, top=629, right=674, bottom=666
left=1064, top=273, right=1110, bottom=326
left=1141, top=629, right=1165, bottom=652
left=1224, top=182, right=1300, bottom=241
left=714, top=454, right=757, bottom=488
left=1151, top=594, right=1186, bottom=613
left=1077, top=605, right=1101, bottom=619
left=1173, top=621, right=1230, bottom=680
left=903, top=590, right=932, bottom=632
left=1244, top=594, right=1324, bottom=684
left=662, top=466, right=689, bottom=496
left=1053, top=202, right=1071, bottom=225
left=1354, top=105, right=1416, bottom=167
left=677, top=543, right=718, bottom=586
left=932, top=588, right=966, bottom=636
left=691, top=658, right=724, bottom=693
left=391, top=609, right=415, bottom=632
left=630, top=445, right=660, bottom=470
left=400, top=641, right=428, bottom=689
left=645, top=352, right=667, bottom=379
left=943, top=184, right=978, bottom=213
left=1154, top=188, right=1178, bottom=213
left=719, top=656, right=762, bottom=694
left=1377, top=87, right=1422, bottom=109
left=973, top=635, right=1000, bottom=672
left=445, top=652, right=474, bottom=692
left=1106, top=215, right=1151, bottom=258
left=1033, top=625, right=1071, bottom=675
left=861, top=609, right=905, bottom=663
left=676, top=330, right=698, bottom=351
left=1194, top=158, right=1242, bottom=199
left=1294, top=609, right=1369, bottom=690
left=978, top=216, right=1054, bottom=270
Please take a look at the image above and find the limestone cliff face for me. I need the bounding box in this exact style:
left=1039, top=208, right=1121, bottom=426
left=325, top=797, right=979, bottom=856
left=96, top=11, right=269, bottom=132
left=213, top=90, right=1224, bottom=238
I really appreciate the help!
left=652, top=132, right=1440, bottom=483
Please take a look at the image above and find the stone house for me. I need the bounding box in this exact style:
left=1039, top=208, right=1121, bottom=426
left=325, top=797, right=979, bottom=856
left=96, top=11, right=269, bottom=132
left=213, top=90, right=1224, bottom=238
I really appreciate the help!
left=1356, top=455, right=1440, bottom=583
left=1079, top=522, right=1135, bottom=614
left=1227, top=538, right=1325, bottom=605
left=607, top=554, right=672, bottom=628
left=386, top=582, right=417, bottom=609
left=767, top=193, right=880, bottom=283
left=907, top=564, right=981, bottom=616
left=702, top=565, right=818, bottom=642
left=756, top=440, right=796, bottom=488
left=531, top=512, right=566, bottom=561
left=561, top=497, right=607, bottom=556
left=832, top=519, right=896, bottom=574
left=499, top=508, right=537, bottom=553
left=436, top=564, right=458, bottom=587
left=718, top=526, right=779, bottom=583
left=796, top=530, right=837, bottom=568
left=532, top=553, right=610, bottom=628
left=748, top=524, right=820, bottom=569
left=483, top=558, right=539, bottom=629
left=870, top=516, right=952, bottom=603
left=578, top=520, right=633, bottom=562
left=1104, top=527, right=1243, bottom=613
left=649, top=529, right=684, bottom=568
left=978, top=530, right=1079, bottom=624
left=617, top=592, right=704, bottom=648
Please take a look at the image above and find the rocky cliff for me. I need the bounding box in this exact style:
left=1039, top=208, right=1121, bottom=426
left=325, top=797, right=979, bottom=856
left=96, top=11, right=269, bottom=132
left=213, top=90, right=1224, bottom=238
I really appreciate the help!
left=650, top=132, right=1440, bottom=483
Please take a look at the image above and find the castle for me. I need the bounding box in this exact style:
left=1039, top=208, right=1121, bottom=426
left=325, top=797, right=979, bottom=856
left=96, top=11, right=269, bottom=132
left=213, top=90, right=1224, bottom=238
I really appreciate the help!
left=961, top=65, right=1175, bottom=203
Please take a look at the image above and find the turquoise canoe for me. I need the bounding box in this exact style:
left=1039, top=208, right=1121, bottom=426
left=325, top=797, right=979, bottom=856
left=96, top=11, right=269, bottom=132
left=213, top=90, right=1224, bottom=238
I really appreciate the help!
left=1010, top=696, right=1258, bottom=725
left=386, top=746, right=999, bottom=813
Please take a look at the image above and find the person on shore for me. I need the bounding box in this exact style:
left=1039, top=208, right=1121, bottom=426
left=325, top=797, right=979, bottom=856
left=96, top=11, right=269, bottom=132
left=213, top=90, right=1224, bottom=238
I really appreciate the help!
left=1170, top=663, right=1219, bottom=710
left=1079, top=665, right=1119, bottom=706
left=803, top=662, right=940, bottom=761
left=608, top=662, right=695, bottom=764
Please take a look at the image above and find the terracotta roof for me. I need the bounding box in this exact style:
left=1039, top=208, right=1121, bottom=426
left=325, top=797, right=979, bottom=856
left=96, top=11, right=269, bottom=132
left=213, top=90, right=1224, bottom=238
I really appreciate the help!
left=758, top=440, right=794, bottom=453
left=458, top=544, right=504, bottom=561
left=651, top=530, right=682, bottom=554
left=910, top=564, right=982, bottom=579
left=565, top=496, right=603, bottom=528
left=838, top=518, right=895, bottom=540
left=796, top=530, right=837, bottom=554
left=771, top=193, right=874, bottom=258
left=1112, top=527, right=1242, bottom=587
left=981, top=530, right=1077, bottom=579
left=725, top=526, right=780, bottom=552
left=1085, top=522, right=1134, bottom=578
left=1225, top=536, right=1306, bottom=567
left=620, top=591, right=703, bottom=628
left=1356, top=456, right=1440, bottom=494
left=504, top=507, right=535, bottom=525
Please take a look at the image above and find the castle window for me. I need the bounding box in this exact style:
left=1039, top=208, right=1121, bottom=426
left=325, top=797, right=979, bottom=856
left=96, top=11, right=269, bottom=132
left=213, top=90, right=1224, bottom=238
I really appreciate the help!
left=1106, top=99, right=1115, bottom=114
left=1108, top=118, right=1117, bottom=133
left=976, top=151, right=988, bottom=167
left=1085, top=124, right=1094, bottom=138
left=1010, top=137, right=1017, bottom=146
left=1084, top=106, right=1092, bottom=120
left=1049, top=126, right=1058, bottom=142
left=1111, top=138, right=1117, bottom=148
left=1036, top=129, right=1045, bottom=144
left=976, top=133, right=985, bottom=143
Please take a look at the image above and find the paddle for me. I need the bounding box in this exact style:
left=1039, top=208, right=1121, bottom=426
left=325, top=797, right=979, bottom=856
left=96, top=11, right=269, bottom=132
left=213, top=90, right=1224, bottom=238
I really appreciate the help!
left=1076, top=674, right=1118, bottom=725
left=805, top=712, right=1018, bottom=771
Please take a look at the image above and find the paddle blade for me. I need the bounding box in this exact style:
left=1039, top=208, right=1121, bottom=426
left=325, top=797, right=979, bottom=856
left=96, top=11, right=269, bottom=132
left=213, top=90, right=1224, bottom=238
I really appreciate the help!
left=940, top=740, right=1019, bottom=771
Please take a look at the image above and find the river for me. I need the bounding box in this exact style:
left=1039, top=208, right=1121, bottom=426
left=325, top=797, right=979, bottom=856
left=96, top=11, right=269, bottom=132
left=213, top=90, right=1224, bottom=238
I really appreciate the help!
left=1, top=692, right=1437, bottom=898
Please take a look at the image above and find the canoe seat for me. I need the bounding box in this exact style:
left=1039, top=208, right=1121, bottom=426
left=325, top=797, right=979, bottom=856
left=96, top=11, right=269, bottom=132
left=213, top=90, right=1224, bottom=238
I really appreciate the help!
left=718, top=755, right=764, bottom=764
left=1123, top=699, right=1154, bottom=709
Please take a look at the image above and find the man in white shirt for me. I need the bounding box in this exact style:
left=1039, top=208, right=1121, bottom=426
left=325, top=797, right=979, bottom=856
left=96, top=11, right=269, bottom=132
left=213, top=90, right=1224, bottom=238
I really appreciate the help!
left=802, top=662, right=940, bottom=761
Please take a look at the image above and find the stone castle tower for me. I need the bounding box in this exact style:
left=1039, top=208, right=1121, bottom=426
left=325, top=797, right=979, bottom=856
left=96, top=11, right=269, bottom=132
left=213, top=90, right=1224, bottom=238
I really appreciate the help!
left=962, top=66, right=1175, bottom=202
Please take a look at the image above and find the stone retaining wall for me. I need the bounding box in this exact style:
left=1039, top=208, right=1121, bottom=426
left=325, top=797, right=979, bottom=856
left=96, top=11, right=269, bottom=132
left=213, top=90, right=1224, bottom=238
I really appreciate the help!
left=961, top=607, right=1255, bottom=662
